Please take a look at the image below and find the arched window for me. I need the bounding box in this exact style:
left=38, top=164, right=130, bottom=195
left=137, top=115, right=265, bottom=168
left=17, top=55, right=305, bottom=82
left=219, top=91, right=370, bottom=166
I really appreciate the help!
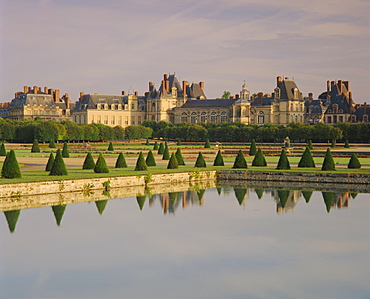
left=351, top=115, right=356, bottom=122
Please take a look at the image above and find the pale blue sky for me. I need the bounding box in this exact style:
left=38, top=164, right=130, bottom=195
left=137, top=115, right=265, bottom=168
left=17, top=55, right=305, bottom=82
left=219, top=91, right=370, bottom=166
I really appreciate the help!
left=1, top=0, right=369, bottom=102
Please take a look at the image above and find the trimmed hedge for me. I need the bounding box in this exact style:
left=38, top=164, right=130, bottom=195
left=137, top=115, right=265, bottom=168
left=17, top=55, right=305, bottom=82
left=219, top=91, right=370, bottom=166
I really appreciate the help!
left=276, top=149, right=290, bottom=170
left=213, top=149, right=224, bottom=166
left=83, top=152, right=95, bottom=169
left=194, top=152, right=206, bottom=168
left=1, top=150, right=21, bottom=178
left=115, top=152, right=127, bottom=168
left=146, top=150, right=156, bottom=166
left=135, top=152, right=148, bottom=171
left=49, top=149, right=68, bottom=176
left=233, top=150, right=247, bottom=169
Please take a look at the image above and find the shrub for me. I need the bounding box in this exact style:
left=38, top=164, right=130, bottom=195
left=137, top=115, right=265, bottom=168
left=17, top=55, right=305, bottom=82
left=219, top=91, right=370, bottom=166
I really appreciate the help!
left=49, top=149, right=68, bottom=176
left=276, top=149, right=290, bottom=170
left=31, top=139, right=40, bottom=153
left=298, top=147, right=315, bottom=168
left=45, top=153, right=55, bottom=171
left=344, top=139, right=350, bottom=148
left=233, top=150, right=247, bottom=169
left=146, top=150, right=156, bottom=166
left=162, top=145, right=170, bottom=160
left=0, top=143, right=6, bottom=156
left=158, top=143, right=164, bottom=155
left=249, top=139, right=257, bottom=156
left=194, top=152, right=206, bottom=168
left=347, top=153, right=361, bottom=169
left=135, top=152, right=148, bottom=171
left=83, top=152, right=95, bottom=169
left=115, top=152, right=127, bottom=168
left=145, top=138, right=150, bottom=146
left=213, top=150, right=224, bottom=166
left=153, top=141, right=159, bottom=150
left=307, top=140, right=313, bottom=150
left=177, top=139, right=182, bottom=146
left=1, top=150, right=21, bottom=178
left=321, top=148, right=335, bottom=171
left=252, top=148, right=267, bottom=167
left=62, top=142, right=70, bottom=158
left=107, top=142, right=114, bottom=151
left=204, top=138, right=211, bottom=148
left=94, top=153, right=109, bottom=173
left=167, top=153, right=178, bottom=169
left=331, top=139, right=336, bottom=147
left=49, top=139, right=56, bottom=148
left=175, top=148, right=185, bottom=165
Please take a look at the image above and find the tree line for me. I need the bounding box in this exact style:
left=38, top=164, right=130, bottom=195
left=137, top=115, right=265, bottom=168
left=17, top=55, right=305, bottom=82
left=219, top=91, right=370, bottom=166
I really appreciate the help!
left=142, top=120, right=370, bottom=143
left=0, top=119, right=152, bottom=142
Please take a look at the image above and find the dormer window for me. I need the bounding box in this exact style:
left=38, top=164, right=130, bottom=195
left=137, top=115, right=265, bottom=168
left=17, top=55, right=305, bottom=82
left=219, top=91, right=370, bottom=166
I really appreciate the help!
left=274, top=88, right=280, bottom=100
left=293, top=88, right=299, bottom=99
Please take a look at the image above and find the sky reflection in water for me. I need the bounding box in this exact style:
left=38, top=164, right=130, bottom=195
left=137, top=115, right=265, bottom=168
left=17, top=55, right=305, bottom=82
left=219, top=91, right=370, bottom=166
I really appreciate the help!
left=1, top=187, right=370, bottom=299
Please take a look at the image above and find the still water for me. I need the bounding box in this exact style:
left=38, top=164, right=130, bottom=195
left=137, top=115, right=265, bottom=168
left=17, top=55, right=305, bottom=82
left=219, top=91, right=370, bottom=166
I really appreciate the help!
left=1, top=182, right=370, bottom=299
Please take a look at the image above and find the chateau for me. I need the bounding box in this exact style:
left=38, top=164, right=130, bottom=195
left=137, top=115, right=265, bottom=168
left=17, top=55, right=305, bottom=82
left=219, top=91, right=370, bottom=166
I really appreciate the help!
left=3, top=74, right=368, bottom=127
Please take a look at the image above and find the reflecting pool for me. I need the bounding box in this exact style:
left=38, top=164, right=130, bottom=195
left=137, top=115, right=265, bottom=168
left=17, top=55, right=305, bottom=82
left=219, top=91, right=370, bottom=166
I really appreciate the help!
left=1, top=182, right=370, bottom=299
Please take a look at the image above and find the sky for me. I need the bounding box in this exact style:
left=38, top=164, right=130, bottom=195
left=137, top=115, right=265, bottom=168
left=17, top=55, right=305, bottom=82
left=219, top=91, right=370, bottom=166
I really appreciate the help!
left=0, top=0, right=369, bottom=103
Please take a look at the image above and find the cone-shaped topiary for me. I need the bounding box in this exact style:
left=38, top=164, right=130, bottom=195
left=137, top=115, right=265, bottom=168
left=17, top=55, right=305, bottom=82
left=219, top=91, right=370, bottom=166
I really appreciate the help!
left=255, top=189, right=264, bottom=199
left=158, top=143, right=164, bottom=154
left=31, top=139, right=40, bottom=153
left=204, top=138, right=211, bottom=148
left=146, top=150, right=156, bottom=166
left=49, top=149, right=68, bottom=176
left=52, top=205, right=66, bottom=226
left=249, top=139, right=257, bottom=156
left=213, top=149, right=224, bottom=166
left=175, top=148, right=185, bottom=165
left=94, top=153, right=109, bottom=173
left=0, top=143, right=6, bottom=156
left=62, top=142, right=69, bottom=158
left=302, top=191, right=313, bottom=203
left=331, top=139, right=336, bottom=147
left=307, top=140, right=313, bottom=150
left=234, top=188, right=247, bottom=205
left=107, top=142, right=114, bottom=151
left=278, top=190, right=290, bottom=208
left=167, top=153, right=178, bottom=169
left=135, top=152, right=148, bottom=171
left=321, top=148, right=335, bottom=171
left=4, top=210, right=20, bottom=233
left=344, top=139, right=350, bottom=148
left=95, top=200, right=108, bottom=215
left=1, top=150, right=21, bottom=178
left=298, top=147, right=315, bottom=168
left=252, top=148, right=267, bottom=167
left=82, top=152, right=95, bottom=169
left=49, top=139, right=56, bottom=148
left=162, top=145, right=170, bottom=160
left=347, top=153, right=361, bottom=169
left=45, top=153, right=55, bottom=171
left=322, top=191, right=335, bottom=213
left=233, top=150, right=247, bottom=169
left=194, top=152, right=206, bottom=168
left=145, top=138, right=150, bottom=146
left=177, top=139, right=182, bottom=146
left=136, top=195, right=146, bottom=210
left=276, top=149, right=290, bottom=170
left=115, top=152, right=127, bottom=168
left=153, top=141, right=159, bottom=150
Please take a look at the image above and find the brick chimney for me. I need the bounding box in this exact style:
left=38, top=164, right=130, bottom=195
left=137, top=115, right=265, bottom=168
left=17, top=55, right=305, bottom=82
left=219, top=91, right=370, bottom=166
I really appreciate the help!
left=343, top=81, right=350, bottom=92
left=33, top=86, right=38, bottom=94
left=250, top=96, right=254, bottom=101
left=327, top=80, right=330, bottom=94
left=199, top=81, right=204, bottom=92
left=149, top=81, right=154, bottom=91
left=134, top=91, right=138, bottom=96
left=23, top=86, right=29, bottom=94
left=165, top=80, right=170, bottom=92
left=44, top=87, right=48, bottom=93
left=258, top=92, right=263, bottom=105
left=79, top=92, right=84, bottom=102
left=364, top=102, right=367, bottom=114
left=64, top=93, right=70, bottom=109
left=164, top=74, right=168, bottom=81
left=182, top=81, right=188, bottom=97
left=122, top=90, right=126, bottom=96
left=308, top=92, right=313, bottom=103
left=161, top=80, right=166, bottom=93
left=277, top=76, right=282, bottom=86
left=55, top=89, right=61, bottom=102
left=338, top=80, right=343, bottom=94
left=235, top=94, right=240, bottom=100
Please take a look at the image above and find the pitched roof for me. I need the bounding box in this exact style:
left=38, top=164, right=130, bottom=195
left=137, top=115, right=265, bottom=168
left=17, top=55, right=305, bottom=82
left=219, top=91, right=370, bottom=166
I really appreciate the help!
left=278, top=79, right=303, bottom=101
left=181, top=98, right=236, bottom=108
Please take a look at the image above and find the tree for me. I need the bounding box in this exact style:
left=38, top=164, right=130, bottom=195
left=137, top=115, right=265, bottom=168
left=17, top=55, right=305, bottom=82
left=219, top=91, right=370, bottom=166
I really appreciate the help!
left=307, top=140, right=313, bottom=150
left=276, top=149, right=290, bottom=170
left=175, top=148, right=185, bottom=165
left=347, top=153, right=361, bottom=169
left=344, top=139, right=350, bottom=148
left=49, top=139, right=56, bottom=148
left=162, top=145, right=170, bottom=160
left=221, top=91, right=231, bottom=99
left=145, top=138, right=150, bottom=146
left=177, top=139, right=182, bottom=146
left=62, top=142, right=70, bottom=158
left=82, top=152, right=95, bottom=169
left=107, top=142, right=114, bottom=151
left=0, top=143, right=6, bottom=156
left=146, top=150, right=156, bottom=166
left=213, top=150, right=224, bottom=166
left=194, top=152, right=206, bottom=168
left=249, top=139, right=257, bottom=155
left=1, top=150, right=21, bottom=178
left=49, top=149, right=68, bottom=176
left=233, top=150, right=248, bottom=169
left=298, top=147, right=315, bottom=168
left=135, top=152, right=148, bottom=171
left=94, top=153, right=109, bottom=173
left=45, top=153, right=55, bottom=171
left=167, top=153, right=179, bottom=169
left=321, top=148, right=335, bottom=171
left=158, top=143, right=164, bottom=155
left=204, top=138, right=211, bottom=148
left=115, top=152, right=128, bottom=168
left=153, top=141, right=159, bottom=150
left=331, top=139, right=336, bottom=148
left=31, top=139, right=40, bottom=153
left=252, top=148, right=267, bottom=167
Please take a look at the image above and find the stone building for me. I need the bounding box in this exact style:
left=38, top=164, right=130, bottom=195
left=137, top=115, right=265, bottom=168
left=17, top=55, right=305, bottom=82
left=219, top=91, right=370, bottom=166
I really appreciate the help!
left=7, top=86, right=72, bottom=121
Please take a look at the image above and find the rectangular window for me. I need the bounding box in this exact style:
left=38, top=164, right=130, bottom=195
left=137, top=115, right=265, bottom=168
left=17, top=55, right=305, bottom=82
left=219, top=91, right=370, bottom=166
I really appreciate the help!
left=181, top=116, right=187, bottom=122
left=327, top=116, right=332, bottom=123
left=104, top=115, right=108, bottom=124
left=200, top=116, right=206, bottom=123
left=211, top=116, right=218, bottom=123
left=221, top=116, right=228, bottom=123
left=111, top=116, right=115, bottom=125
left=132, top=116, right=135, bottom=124
left=339, top=116, right=343, bottom=122
left=138, top=116, right=141, bottom=125
left=125, top=116, right=128, bottom=125
left=118, top=116, right=122, bottom=125
left=333, top=115, right=337, bottom=123
left=190, top=116, right=196, bottom=124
